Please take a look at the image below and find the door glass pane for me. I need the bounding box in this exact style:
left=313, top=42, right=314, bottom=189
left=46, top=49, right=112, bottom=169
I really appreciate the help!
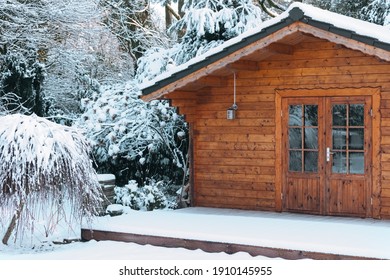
left=305, top=105, right=318, bottom=126
left=289, top=128, right=302, bottom=149
left=349, top=104, right=364, bottom=126
left=332, top=151, right=347, bottom=173
left=289, top=151, right=302, bottom=172
left=349, top=128, right=364, bottom=150
left=304, top=128, right=318, bottom=149
left=288, top=103, right=318, bottom=173
left=289, top=105, right=302, bottom=126
left=349, top=152, right=364, bottom=174
left=333, top=104, right=347, bottom=126
left=304, top=151, right=318, bottom=172
left=333, top=128, right=346, bottom=150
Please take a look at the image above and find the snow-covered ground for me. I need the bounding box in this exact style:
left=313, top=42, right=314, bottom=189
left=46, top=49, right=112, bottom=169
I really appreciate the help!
left=2, top=207, right=390, bottom=280
left=88, top=206, right=390, bottom=259
left=0, top=206, right=273, bottom=260
left=3, top=205, right=390, bottom=260
left=0, top=239, right=267, bottom=260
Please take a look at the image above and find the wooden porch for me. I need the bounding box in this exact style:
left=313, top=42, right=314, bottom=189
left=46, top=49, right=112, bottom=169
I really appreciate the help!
left=81, top=207, right=390, bottom=260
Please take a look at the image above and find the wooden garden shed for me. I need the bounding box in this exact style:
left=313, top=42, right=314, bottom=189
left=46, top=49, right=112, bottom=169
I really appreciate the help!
left=140, top=3, right=390, bottom=219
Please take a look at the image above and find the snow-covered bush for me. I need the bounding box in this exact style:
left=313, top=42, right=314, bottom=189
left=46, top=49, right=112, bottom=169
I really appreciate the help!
left=0, top=114, right=103, bottom=245
left=115, top=180, right=170, bottom=211
left=76, top=81, right=188, bottom=187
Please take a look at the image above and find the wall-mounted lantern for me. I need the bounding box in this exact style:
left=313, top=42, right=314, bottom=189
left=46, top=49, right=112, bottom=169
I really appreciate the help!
left=227, top=72, right=238, bottom=120
left=227, top=104, right=238, bottom=120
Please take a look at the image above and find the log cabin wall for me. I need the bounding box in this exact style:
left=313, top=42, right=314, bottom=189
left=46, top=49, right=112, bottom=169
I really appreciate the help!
left=166, top=35, right=390, bottom=218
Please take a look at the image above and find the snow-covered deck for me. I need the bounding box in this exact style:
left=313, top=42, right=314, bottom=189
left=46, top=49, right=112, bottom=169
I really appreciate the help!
left=81, top=207, right=390, bottom=260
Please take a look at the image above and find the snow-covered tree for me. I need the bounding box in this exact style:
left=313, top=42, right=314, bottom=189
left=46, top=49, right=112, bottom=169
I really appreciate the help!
left=172, top=0, right=264, bottom=64
left=0, top=0, right=134, bottom=122
left=305, top=0, right=390, bottom=25
left=98, top=0, right=171, bottom=68
left=41, top=0, right=134, bottom=123
left=137, top=0, right=264, bottom=82
left=305, top=0, right=370, bottom=20
left=360, top=0, right=390, bottom=25
left=0, top=114, right=102, bottom=245
left=0, top=0, right=49, bottom=116
left=0, top=51, right=45, bottom=116
left=77, top=81, right=188, bottom=187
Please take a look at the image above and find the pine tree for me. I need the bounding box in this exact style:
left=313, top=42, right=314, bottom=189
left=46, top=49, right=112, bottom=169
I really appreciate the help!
left=360, top=0, right=390, bottom=25
left=171, top=0, right=264, bottom=64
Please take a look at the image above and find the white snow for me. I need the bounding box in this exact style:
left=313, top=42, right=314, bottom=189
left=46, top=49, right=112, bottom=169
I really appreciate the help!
left=88, top=207, right=390, bottom=259
left=97, top=174, right=115, bottom=182
left=140, top=2, right=390, bottom=91
left=0, top=239, right=266, bottom=260
left=2, top=206, right=390, bottom=260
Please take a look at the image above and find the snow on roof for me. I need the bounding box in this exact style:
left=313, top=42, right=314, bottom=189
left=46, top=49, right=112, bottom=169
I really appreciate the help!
left=140, top=2, right=390, bottom=95
left=290, top=2, right=390, bottom=44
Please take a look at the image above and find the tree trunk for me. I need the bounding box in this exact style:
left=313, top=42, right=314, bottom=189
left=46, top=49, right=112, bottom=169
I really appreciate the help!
left=2, top=202, right=24, bottom=245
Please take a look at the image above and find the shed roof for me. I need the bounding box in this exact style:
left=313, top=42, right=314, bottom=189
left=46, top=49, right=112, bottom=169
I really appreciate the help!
left=140, top=2, right=390, bottom=101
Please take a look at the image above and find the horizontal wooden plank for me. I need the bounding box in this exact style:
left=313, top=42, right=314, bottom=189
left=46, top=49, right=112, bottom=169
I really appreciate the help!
left=194, top=157, right=275, bottom=167
left=382, top=137, right=390, bottom=147
left=294, top=40, right=345, bottom=50
left=381, top=127, right=390, bottom=136
left=196, top=149, right=275, bottom=159
left=196, top=133, right=275, bottom=143
left=380, top=197, right=390, bottom=208
left=196, top=102, right=276, bottom=111
left=195, top=165, right=275, bottom=176
left=195, top=141, right=275, bottom=151
left=381, top=188, right=390, bottom=198
left=242, top=65, right=390, bottom=79
left=195, top=172, right=275, bottom=183
left=380, top=109, right=390, bottom=118
left=265, top=47, right=366, bottom=61
left=257, top=56, right=385, bottom=70
left=194, top=125, right=275, bottom=134
left=381, top=152, right=390, bottom=162
left=196, top=180, right=275, bottom=192
left=382, top=162, right=390, bottom=171
left=196, top=118, right=275, bottom=127
left=380, top=206, right=390, bottom=217
left=206, top=90, right=275, bottom=102
left=380, top=145, right=390, bottom=154
left=195, top=195, right=275, bottom=210
left=195, top=110, right=276, bottom=120
left=196, top=187, right=275, bottom=200
left=234, top=74, right=389, bottom=88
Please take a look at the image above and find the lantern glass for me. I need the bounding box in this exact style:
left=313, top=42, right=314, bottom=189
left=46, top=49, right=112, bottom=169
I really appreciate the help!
left=227, top=108, right=235, bottom=120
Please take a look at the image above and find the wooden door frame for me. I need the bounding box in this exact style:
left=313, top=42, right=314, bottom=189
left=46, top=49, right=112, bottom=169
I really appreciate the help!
left=275, top=87, right=381, bottom=218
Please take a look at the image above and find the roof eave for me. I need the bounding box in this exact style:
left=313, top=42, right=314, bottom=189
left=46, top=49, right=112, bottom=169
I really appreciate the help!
left=141, top=7, right=390, bottom=100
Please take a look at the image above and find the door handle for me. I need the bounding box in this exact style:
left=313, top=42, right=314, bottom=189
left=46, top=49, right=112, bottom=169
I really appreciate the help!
left=326, top=147, right=334, bottom=162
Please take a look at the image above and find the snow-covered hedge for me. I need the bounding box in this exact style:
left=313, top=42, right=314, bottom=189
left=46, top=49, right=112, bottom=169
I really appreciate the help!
left=115, top=180, right=179, bottom=211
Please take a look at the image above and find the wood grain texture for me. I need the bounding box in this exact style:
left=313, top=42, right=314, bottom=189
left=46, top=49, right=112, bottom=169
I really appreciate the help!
left=144, top=33, right=389, bottom=218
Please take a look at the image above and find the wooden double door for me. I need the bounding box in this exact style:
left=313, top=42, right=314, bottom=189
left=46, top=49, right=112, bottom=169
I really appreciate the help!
left=282, top=96, right=372, bottom=217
